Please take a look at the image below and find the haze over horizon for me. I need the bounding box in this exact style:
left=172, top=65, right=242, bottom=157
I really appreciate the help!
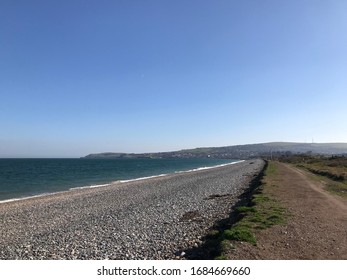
left=1, top=0, right=346, bottom=158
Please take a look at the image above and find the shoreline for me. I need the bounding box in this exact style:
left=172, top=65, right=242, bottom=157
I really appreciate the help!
left=0, top=160, right=244, bottom=205
left=0, top=159, right=263, bottom=260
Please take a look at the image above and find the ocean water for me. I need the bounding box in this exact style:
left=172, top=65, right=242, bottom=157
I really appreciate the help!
left=0, top=158, right=239, bottom=202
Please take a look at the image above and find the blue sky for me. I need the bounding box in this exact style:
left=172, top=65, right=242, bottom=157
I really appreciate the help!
left=1, top=0, right=346, bottom=157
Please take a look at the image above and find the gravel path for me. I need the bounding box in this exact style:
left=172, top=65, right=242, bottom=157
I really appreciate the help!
left=0, top=159, right=264, bottom=260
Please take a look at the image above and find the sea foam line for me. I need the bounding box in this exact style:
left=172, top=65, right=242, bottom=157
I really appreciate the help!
left=119, top=174, right=168, bottom=183
left=70, top=173, right=170, bottom=189
left=175, top=160, right=245, bottom=174
left=69, top=183, right=112, bottom=191
left=0, top=192, right=60, bottom=204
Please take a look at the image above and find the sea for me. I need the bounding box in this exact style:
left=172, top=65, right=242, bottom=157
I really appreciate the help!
left=0, top=158, right=240, bottom=203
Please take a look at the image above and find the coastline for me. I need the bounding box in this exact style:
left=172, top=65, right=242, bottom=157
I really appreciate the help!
left=0, top=160, right=243, bottom=205
left=0, top=159, right=263, bottom=260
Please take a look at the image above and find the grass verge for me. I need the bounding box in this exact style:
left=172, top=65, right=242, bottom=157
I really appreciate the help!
left=216, top=161, right=287, bottom=259
left=279, top=155, right=347, bottom=199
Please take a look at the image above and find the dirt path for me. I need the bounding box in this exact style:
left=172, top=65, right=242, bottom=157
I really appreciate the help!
left=227, top=161, right=347, bottom=259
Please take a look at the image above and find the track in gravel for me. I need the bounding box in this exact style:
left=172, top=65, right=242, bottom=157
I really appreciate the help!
left=0, top=159, right=264, bottom=260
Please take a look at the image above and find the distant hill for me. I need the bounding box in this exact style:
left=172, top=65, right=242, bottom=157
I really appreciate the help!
left=83, top=142, right=347, bottom=159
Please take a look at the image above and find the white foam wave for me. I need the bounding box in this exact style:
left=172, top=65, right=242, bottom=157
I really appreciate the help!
left=175, top=160, right=245, bottom=174
left=0, top=184, right=115, bottom=204
left=0, top=192, right=59, bottom=204
left=119, top=174, right=168, bottom=183
left=69, top=183, right=112, bottom=191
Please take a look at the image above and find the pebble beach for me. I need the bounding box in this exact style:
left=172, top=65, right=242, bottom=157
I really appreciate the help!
left=0, top=159, right=264, bottom=260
